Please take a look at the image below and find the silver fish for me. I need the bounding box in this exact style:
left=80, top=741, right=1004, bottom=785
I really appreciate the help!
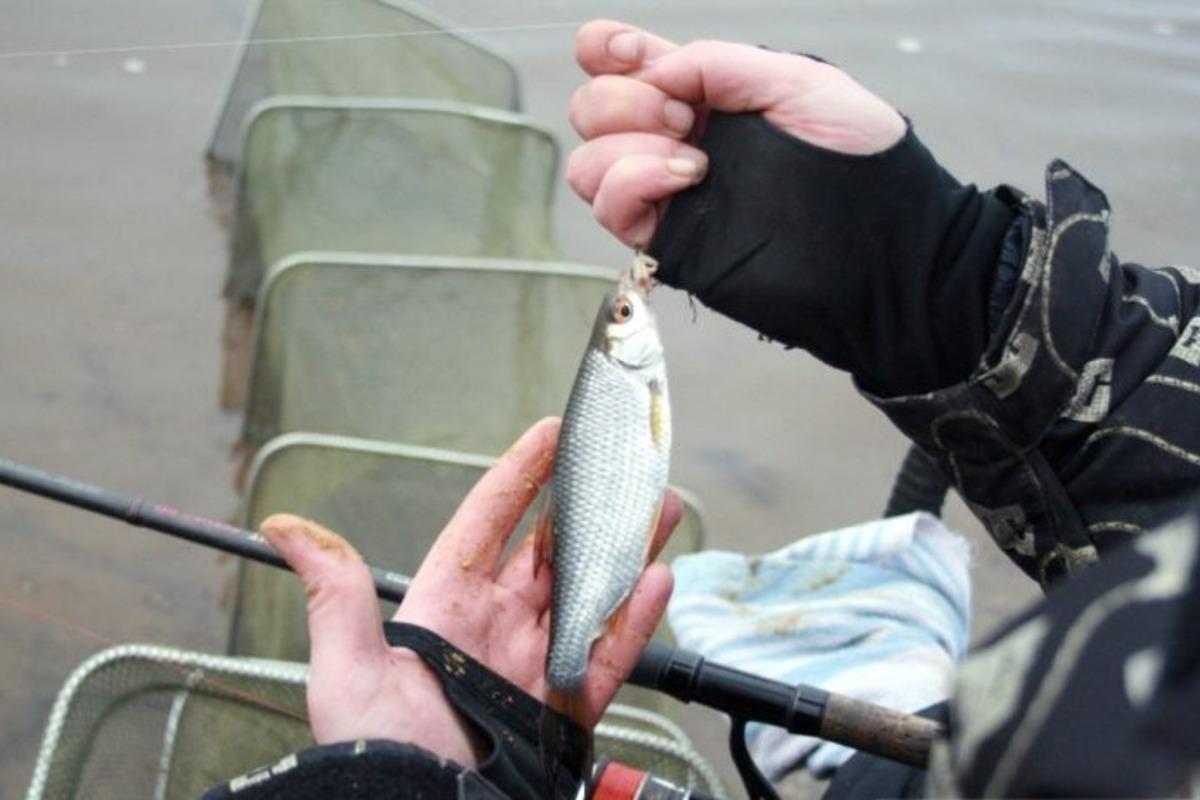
left=541, top=257, right=671, bottom=693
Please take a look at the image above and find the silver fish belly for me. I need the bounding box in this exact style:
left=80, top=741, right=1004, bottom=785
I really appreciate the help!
left=546, top=301, right=670, bottom=692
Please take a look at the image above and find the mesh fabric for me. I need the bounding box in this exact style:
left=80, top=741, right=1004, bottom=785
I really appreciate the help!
left=242, top=255, right=605, bottom=453
left=27, top=647, right=723, bottom=798
left=207, top=0, right=521, bottom=173
left=224, top=101, right=559, bottom=307
left=230, top=433, right=707, bottom=664
left=26, top=646, right=310, bottom=800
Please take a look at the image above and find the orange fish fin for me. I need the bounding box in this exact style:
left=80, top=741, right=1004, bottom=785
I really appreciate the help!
left=531, top=502, right=554, bottom=579
left=545, top=687, right=590, bottom=730
left=604, top=599, right=632, bottom=641
left=544, top=686, right=568, bottom=716
left=564, top=691, right=589, bottom=731
left=642, top=500, right=665, bottom=566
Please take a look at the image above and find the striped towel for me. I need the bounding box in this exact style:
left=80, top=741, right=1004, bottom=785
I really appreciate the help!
left=667, top=511, right=971, bottom=779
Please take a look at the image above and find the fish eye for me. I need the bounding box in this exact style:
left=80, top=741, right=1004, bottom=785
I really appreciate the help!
left=611, top=297, right=634, bottom=323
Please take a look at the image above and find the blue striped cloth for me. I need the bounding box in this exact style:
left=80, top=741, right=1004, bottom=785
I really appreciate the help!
left=667, top=512, right=971, bottom=779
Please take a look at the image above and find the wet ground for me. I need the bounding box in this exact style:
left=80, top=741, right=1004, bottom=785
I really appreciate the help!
left=1, top=1, right=1198, bottom=797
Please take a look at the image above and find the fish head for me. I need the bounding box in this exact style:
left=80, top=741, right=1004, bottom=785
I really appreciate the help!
left=590, top=278, right=664, bottom=374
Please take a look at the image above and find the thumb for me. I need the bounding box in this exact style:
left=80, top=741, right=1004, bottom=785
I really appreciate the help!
left=635, top=40, right=827, bottom=113
left=639, top=41, right=905, bottom=158
left=574, top=20, right=824, bottom=115
left=260, top=514, right=385, bottom=671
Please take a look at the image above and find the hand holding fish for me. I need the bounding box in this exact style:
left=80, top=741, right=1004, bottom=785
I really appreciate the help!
left=259, top=418, right=681, bottom=768
left=567, top=19, right=906, bottom=247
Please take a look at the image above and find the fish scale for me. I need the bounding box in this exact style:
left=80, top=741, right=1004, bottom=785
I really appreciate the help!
left=546, top=282, right=670, bottom=693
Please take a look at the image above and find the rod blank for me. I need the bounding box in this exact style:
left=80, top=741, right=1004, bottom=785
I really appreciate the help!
left=0, top=454, right=939, bottom=767
left=0, top=456, right=409, bottom=602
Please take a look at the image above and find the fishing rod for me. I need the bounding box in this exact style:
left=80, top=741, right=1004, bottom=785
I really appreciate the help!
left=0, top=455, right=943, bottom=786
left=0, top=455, right=411, bottom=601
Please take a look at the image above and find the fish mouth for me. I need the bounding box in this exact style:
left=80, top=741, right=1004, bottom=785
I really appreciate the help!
left=621, top=276, right=653, bottom=299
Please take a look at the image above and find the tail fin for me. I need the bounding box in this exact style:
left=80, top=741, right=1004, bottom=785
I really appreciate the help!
left=540, top=689, right=592, bottom=797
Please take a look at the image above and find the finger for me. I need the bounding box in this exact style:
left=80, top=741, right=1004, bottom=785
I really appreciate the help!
left=574, top=20, right=677, bottom=76
left=647, top=490, right=683, bottom=563
left=567, top=133, right=707, bottom=203
left=421, top=417, right=560, bottom=579
left=570, top=74, right=696, bottom=141
left=592, top=153, right=706, bottom=248
left=494, top=530, right=553, bottom=611
left=260, top=514, right=385, bottom=669
left=580, top=563, right=674, bottom=726
left=636, top=40, right=828, bottom=112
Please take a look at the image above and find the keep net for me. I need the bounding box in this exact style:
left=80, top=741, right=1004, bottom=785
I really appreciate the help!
left=229, top=432, right=708, bottom=665
left=223, top=101, right=560, bottom=309
left=206, top=0, right=521, bottom=176
left=27, top=646, right=724, bottom=799
left=241, top=256, right=608, bottom=455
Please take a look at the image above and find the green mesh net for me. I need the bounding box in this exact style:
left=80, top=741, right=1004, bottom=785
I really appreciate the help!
left=223, top=102, right=560, bottom=308
left=206, top=0, right=521, bottom=175
left=241, top=256, right=609, bottom=454
left=26, top=646, right=310, bottom=800
left=230, top=432, right=707, bottom=664
left=27, top=646, right=724, bottom=799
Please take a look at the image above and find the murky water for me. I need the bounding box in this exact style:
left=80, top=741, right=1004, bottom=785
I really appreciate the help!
left=0, top=1, right=1197, bottom=796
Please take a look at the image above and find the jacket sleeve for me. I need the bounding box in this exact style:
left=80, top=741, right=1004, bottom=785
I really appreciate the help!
left=865, top=165, right=1200, bottom=586
left=927, top=511, right=1200, bottom=797
left=649, top=111, right=1200, bottom=588
left=200, top=739, right=503, bottom=800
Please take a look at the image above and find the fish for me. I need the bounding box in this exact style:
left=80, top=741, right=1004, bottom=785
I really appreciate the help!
left=537, top=253, right=671, bottom=791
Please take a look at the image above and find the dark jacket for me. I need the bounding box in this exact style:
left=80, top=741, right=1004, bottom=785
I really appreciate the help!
left=651, top=111, right=1200, bottom=590
left=209, top=114, right=1200, bottom=798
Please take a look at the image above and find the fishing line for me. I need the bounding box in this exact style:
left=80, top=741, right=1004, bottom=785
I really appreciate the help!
left=0, top=592, right=114, bottom=648
left=0, top=20, right=585, bottom=61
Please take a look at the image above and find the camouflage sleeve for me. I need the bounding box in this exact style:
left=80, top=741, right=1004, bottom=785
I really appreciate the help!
left=927, top=511, right=1200, bottom=797
left=863, top=163, right=1200, bottom=587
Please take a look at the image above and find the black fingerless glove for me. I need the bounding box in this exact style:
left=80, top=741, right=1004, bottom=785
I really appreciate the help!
left=382, top=623, right=588, bottom=799
left=648, top=112, right=1016, bottom=396
left=204, top=624, right=588, bottom=800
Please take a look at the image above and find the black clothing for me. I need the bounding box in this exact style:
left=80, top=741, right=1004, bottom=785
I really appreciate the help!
left=823, top=512, right=1200, bottom=799
left=201, top=739, right=490, bottom=800
left=213, top=109, right=1200, bottom=798
left=929, top=512, right=1200, bottom=797
left=648, top=112, right=1016, bottom=398
left=650, top=112, right=1200, bottom=590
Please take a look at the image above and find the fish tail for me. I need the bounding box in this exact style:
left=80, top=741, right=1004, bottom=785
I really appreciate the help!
left=540, top=688, right=592, bottom=796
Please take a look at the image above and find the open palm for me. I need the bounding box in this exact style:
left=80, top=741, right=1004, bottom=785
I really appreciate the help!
left=261, top=417, right=680, bottom=766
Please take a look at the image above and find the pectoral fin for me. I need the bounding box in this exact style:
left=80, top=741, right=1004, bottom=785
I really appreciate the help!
left=642, top=500, right=664, bottom=566
left=532, top=499, right=554, bottom=579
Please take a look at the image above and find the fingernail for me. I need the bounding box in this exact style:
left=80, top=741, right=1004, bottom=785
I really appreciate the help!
left=663, top=99, right=694, bottom=135
left=666, top=157, right=701, bottom=178
left=606, top=31, right=641, bottom=63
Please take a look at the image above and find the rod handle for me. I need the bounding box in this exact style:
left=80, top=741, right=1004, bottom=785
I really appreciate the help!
left=820, top=692, right=943, bottom=768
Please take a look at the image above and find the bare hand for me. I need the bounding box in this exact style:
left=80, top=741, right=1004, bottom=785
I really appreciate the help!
left=260, top=417, right=681, bottom=766
left=568, top=20, right=907, bottom=247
